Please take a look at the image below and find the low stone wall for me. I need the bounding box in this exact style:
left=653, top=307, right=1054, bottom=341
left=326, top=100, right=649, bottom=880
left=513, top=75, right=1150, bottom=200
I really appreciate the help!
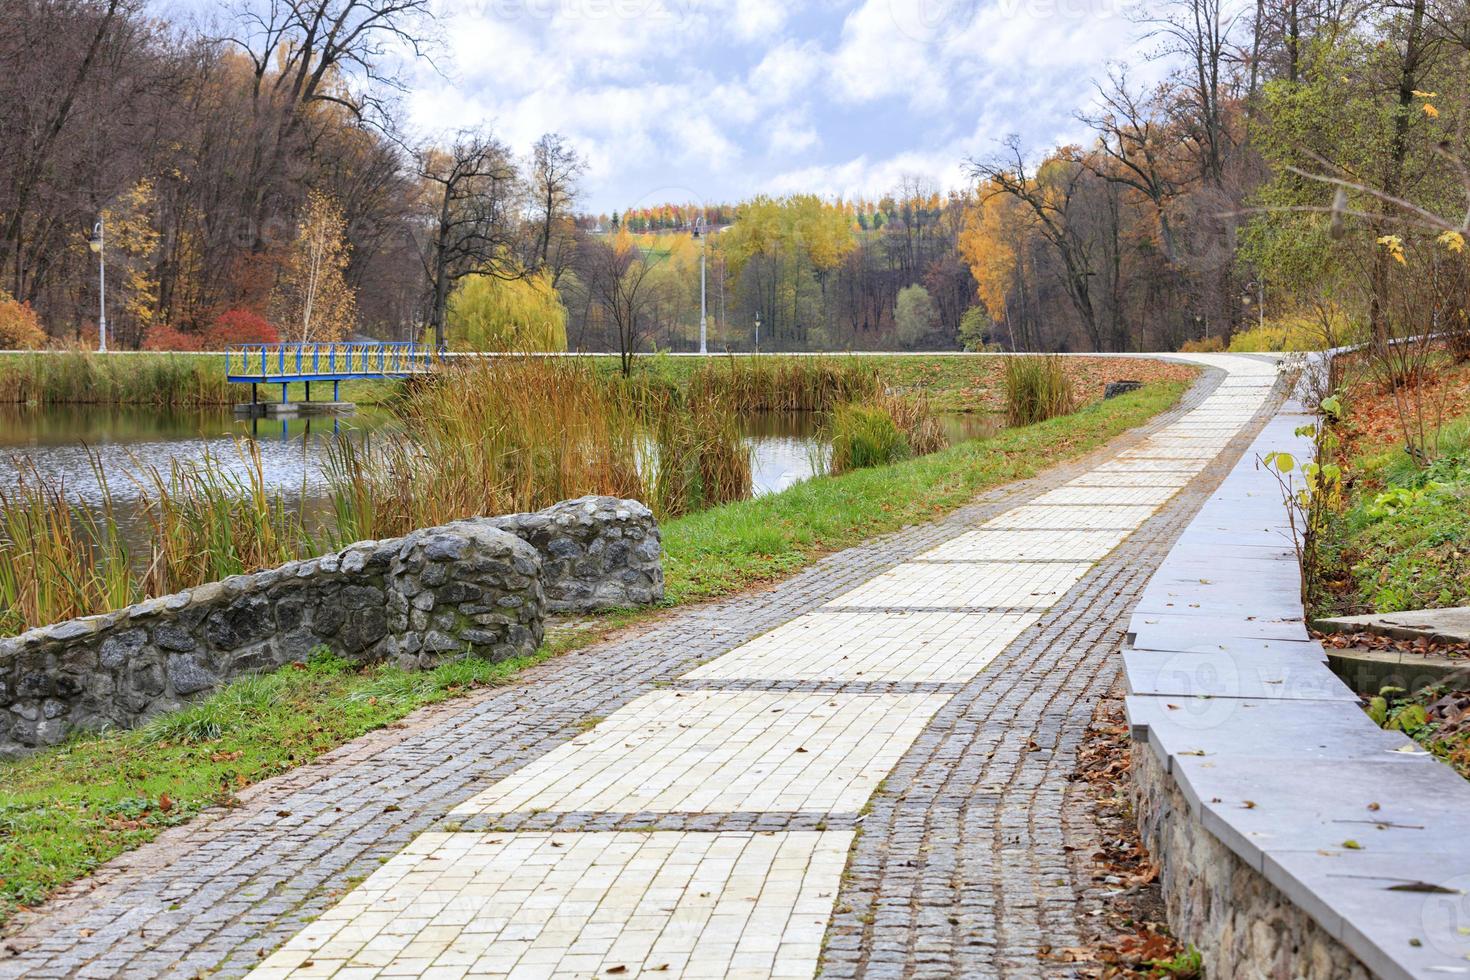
left=1, top=496, right=664, bottom=758
left=490, top=495, right=664, bottom=613
left=1124, top=359, right=1470, bottom=978
left=1131, top=744, right=1373, bottom=979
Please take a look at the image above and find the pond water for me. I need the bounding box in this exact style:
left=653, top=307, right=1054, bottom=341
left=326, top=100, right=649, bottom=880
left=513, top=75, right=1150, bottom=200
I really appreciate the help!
left=0, top=405, right=1001, bottom=518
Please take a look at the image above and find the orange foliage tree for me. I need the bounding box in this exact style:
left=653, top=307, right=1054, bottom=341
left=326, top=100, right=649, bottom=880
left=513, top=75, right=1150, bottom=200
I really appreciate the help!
left=0, top=290, right=47, bottom=349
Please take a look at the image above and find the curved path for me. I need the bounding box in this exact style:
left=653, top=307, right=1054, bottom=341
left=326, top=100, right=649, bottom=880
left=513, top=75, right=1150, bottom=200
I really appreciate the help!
left=0, top=354, right=1282, bottom=980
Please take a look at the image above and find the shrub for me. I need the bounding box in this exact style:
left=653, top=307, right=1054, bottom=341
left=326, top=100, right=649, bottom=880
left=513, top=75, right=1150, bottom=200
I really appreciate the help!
left=141, top=324, right=205, bottom=351
left=894, top=284, right=937, bottom=348
left=1001, top=354, right=1075, bottom=426
left=828, top=402, right=910, bottom=474
left=0, top=290, right=47, bottom=349
left=1179, top=335, right=1225, bottom=353
left=1228, top=310, right=1361, bottom=352
left=958, top=306, right=993, bottom=351
left=204, top=309, right=280, bottom=349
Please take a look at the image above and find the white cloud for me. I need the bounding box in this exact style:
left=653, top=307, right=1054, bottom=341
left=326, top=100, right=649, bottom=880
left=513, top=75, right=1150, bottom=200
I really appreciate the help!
left=765, top=146, right=970, bottom=201
left=730, top=0, right=790, bottom=41
left=827, top=1, right=944, bottom=109
left=387, top=0, right=1183, bottom=211
left=748, top=41, right=823, bottom=106
left=768, top=114, right=820, bottom=156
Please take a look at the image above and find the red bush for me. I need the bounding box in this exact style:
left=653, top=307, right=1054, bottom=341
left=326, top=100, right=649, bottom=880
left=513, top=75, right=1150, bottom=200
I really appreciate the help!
left=203, top=308, right=280, bottom=349
left=140, top=324, right=205, bottom=352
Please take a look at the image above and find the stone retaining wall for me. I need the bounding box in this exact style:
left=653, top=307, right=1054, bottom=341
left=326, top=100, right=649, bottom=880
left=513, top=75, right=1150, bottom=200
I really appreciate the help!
left=490, top=496, right=663, bottom=613
left=1131, top=739, right=1373, bottom=979
left=1, top=496, right=662, bottom=758
left=1125, top=364, right=1470, bottom=978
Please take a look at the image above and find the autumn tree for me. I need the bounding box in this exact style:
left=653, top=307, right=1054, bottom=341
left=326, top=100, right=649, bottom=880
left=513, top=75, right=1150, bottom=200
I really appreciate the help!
left=272, top=190, right=357, bottom=342
left=527, top=133, right=585, bottom=285
left=574, top=232, right=667, bottom=375
left=0, top=290, right=47, bottom=349
left=416, top=129, right=521, bottom=352
left=447, top=271, right=567, bottom=352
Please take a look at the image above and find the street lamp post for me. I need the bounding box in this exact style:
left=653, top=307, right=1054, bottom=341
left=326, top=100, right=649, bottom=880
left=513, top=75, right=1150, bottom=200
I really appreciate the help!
left=1244, top=279, right=1265, bottom=331
left=87, top=218, right=107, bottom=353
left=692, top=216, right=708, bottom=354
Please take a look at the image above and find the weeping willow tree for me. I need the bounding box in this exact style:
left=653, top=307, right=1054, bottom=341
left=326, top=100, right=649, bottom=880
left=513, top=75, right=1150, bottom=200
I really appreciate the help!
left=446, top=271, right=568, bottom=351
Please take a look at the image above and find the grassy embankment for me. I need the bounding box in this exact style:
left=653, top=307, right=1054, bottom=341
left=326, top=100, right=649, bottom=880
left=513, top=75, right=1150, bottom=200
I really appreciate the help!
left=619, top=351, right=1187, bottom=414
left=1315, top=356, right=1470, bottom=617
left=0, top=372, right=1190, bottom=924
left=1308, top=353, right=1470, bottom=780
left=0, top=349, right=1181, bottom=413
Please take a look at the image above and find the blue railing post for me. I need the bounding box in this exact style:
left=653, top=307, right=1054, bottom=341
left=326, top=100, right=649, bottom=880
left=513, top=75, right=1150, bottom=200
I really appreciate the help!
left=225, top=341, right=441, bottom=386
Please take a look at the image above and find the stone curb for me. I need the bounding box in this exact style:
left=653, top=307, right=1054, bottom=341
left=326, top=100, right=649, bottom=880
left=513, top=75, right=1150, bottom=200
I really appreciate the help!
left=1125, top=363, right=1470, bottom=979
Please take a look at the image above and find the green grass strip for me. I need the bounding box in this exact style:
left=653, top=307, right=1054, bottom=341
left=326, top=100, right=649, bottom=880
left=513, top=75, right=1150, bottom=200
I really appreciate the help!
left=661, top=380, right=1187, bottom=603
left=0, top=379, right=1187, bottom=924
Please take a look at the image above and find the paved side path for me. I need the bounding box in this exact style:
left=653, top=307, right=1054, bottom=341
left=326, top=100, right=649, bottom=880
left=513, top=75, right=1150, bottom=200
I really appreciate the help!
left=0, top=355, right=1281, bottom=980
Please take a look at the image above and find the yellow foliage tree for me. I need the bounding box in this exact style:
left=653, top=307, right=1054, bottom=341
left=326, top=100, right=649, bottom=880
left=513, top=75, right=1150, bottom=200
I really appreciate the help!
left=102, top=179, right=162, bottom=333
left=446, top=271, right=568, bottom=352
left=272, top=190, right=356, bottom=342
left=959, top=181, right=1036, bottom=347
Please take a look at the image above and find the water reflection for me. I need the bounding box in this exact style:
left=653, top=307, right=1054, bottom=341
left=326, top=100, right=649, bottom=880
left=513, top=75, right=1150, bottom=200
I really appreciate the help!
left=0, top=407, right=387, bottom=507
left=0, top=405, right=1003, bottom=509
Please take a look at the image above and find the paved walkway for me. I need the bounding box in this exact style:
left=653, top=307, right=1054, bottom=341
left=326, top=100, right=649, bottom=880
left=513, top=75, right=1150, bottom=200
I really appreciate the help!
left=0, top=354, right=1282, bottom=980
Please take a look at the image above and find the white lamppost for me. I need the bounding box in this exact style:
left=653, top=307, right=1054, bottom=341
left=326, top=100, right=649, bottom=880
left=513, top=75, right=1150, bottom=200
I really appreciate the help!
left=692, top=215, right=708, bottom=354
left=87, top=218, right=107, bottom=352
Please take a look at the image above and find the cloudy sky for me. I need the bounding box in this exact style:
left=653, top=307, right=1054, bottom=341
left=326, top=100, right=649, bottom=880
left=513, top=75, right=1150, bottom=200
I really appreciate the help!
left=179, top=0, right=1164, bottom=213
left=397, top=0, right=1170, bottom=212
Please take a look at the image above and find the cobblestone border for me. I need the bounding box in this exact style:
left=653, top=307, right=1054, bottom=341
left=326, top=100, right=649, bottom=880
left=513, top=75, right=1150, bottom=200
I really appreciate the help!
left=816, top=368, right=1286, bottom=978
left=0, top=368, right=1224, bottom=980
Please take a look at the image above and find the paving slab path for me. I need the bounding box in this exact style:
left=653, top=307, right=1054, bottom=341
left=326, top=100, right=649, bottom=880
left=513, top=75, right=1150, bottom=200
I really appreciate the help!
left=0, top=354, right=1284, bottom=980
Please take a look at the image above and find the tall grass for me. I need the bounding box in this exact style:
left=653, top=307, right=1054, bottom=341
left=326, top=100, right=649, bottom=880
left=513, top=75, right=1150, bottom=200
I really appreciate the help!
left=326, top=358, right=645, bottom=542
left=687, top=355, right=882, bottom=412
left=649, top=388, right=752, bottom=516
left=877, top=391, right=948, bottom=456
left=325, top=357, right=753, bottom=540
left=0, top=352, right=237, bottom=406
left=129, top=442, right=311, bottom=589
left=1002, top=355, right=1075, bottom=426
left=0, top=445, right=316, bottom=637
left=828, top=404, right=910, bottom=474
left=0, top=461, right=135, bottom=636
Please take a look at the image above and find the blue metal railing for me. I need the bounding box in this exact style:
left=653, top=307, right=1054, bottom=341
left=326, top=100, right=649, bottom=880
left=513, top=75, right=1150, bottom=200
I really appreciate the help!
left=224, top=342, right=437, bottom=381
